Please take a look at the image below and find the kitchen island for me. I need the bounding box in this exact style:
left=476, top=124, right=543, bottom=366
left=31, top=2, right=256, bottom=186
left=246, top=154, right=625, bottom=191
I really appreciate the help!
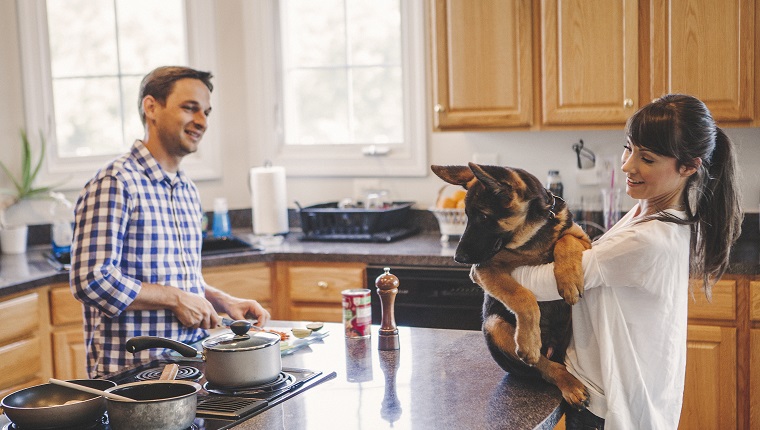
left=0, top=322, right=563, bottom=430
left=213, top=322, right=563, bottom=430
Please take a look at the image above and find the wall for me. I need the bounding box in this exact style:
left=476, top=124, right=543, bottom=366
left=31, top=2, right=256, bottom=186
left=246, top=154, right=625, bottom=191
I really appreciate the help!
left=1, top=0, right=759, bottom=224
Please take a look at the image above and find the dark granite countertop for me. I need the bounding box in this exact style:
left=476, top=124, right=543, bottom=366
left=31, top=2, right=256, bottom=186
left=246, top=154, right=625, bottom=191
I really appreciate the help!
left=2, top=212, right=760, bottom=297
left=229, top=322, right=563, bottom=430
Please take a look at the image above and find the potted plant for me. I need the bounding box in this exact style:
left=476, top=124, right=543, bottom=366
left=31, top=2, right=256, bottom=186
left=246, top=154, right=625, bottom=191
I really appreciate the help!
left=0, top=129, right=57, bottom=254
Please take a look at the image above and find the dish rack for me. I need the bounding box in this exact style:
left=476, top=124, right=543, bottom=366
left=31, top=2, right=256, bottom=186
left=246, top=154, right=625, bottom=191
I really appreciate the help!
left=298, top=201, right=417, bottom=242
left=430, top=207, right=466, bottom=243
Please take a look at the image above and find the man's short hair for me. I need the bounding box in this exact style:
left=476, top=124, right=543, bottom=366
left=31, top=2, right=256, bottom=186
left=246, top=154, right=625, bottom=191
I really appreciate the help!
left=138, top=66, right=214, bottom=125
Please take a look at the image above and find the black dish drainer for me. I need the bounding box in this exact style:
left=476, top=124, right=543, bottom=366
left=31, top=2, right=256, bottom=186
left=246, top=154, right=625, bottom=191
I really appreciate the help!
left=298, top=201, right=418, bottom=242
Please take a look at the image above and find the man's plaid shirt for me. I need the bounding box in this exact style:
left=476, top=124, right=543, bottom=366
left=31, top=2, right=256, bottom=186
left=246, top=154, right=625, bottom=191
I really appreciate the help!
left=70, top=140, right=208, bottom=377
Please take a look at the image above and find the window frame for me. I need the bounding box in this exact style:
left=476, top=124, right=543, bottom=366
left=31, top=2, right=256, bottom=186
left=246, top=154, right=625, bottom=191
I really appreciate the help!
left=16, top=0, right=221, bottom=191
left=242, top=0, right=428, bottom=178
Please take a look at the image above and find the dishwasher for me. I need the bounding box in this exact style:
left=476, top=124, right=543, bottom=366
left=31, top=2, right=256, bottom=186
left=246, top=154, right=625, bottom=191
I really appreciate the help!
left=367, top=265, right=483, bottom=330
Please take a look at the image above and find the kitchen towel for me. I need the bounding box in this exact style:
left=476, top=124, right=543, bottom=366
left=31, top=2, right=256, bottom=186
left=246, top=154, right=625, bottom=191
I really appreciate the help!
left=249, top=165, right=289, bottom=235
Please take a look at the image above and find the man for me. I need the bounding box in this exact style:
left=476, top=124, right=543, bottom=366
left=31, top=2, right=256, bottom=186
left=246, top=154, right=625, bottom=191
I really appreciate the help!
left=70, top=66, right=270, bottom=377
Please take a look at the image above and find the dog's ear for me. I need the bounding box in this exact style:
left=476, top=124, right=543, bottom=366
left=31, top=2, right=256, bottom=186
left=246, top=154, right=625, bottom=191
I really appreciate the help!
left=468, top=162, right=514, bottom=197
left=430, top=165, right=474, bottom=188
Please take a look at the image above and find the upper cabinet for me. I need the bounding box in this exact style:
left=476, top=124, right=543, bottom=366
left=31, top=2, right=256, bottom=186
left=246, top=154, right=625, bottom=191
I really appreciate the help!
left=430, top=0, right=534, bottom=129
left=541, top=0, right=639, bottom=125
left=642, top=0, right=755, bottom=123
left=429, top=0, right=757, bottom=131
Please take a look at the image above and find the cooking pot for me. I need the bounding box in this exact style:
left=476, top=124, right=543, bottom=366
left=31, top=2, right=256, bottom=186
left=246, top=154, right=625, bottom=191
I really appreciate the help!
left=125, top=322, right=282, bottom=388
left=1, top=379, right=116, bottom=429
left=104, top=363, right=200, bottom=430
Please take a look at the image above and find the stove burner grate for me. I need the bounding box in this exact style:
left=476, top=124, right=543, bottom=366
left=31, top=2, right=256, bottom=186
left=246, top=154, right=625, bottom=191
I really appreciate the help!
left=133, top=365, right=201, bottom=381
left=196, top=397, right=268, bottom=420
left=204, top=372, right=296, bottom=396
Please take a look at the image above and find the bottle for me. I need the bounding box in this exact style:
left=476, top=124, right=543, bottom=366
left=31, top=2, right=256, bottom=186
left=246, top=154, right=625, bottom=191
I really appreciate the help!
left=212, top=198, right=231, bottom=238
left=51, top=221, right=72, bottom=257
left=547, top=170, right=564, bottom=198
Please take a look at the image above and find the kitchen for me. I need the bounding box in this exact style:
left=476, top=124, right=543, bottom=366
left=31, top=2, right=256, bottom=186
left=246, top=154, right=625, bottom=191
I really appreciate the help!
left=1, top=0, right=760, bottom=429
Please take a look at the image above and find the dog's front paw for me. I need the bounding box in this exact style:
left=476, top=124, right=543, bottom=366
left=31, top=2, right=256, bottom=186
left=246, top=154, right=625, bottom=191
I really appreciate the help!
left=514, top=326, right=541, bottom=366
left=556, top=278, right=583, bottom=305
left=555, top=372, right=590, bottom=410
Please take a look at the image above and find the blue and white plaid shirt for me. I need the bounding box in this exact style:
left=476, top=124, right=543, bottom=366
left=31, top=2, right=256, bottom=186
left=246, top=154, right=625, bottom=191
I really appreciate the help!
left=70, top=140, right=208, bottom=377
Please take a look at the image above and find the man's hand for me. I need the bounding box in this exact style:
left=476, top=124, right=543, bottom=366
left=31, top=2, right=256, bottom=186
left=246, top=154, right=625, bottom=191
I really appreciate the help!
left=205, top=286, right=271, bottom=327
left=125, top=282, right=221, bottom=329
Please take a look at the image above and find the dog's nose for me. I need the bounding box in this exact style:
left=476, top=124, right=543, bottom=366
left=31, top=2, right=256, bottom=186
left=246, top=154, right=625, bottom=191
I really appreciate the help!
left=454, top=250, right=473, bottom=264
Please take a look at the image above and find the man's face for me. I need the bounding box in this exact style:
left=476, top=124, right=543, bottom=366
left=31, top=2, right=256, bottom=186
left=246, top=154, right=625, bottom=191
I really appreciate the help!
left=149, top=78, right=212, bottom=157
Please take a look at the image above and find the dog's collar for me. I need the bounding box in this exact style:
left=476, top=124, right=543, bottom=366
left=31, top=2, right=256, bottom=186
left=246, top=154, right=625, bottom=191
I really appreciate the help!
left=546, top=189, right=564, bottom=220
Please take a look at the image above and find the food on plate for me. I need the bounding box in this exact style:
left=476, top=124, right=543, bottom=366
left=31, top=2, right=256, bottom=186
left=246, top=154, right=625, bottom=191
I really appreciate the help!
left=306, top=322, right=324, bottom=332
left=291, top=328, right=313, bottom=339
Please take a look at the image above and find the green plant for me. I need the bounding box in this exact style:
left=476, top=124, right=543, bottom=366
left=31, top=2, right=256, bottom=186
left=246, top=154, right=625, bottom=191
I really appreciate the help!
left=0, top=129, right=54, bottom=205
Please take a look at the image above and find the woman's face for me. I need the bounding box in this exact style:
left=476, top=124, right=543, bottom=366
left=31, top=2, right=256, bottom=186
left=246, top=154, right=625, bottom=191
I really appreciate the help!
left=621, top=139, right=694, bottom=210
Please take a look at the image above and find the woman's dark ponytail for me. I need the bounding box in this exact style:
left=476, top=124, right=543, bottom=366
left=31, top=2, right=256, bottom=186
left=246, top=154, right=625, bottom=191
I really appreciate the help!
left=691, top=127, right=742, bottom=298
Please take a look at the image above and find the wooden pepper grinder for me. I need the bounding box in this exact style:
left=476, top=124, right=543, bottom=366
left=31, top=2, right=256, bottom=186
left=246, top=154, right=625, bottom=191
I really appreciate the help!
left=376, top=267, right=400, bottom=350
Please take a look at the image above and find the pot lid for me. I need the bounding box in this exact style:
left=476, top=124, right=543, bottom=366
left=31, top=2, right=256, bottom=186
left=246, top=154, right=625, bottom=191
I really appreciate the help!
left=202, top=331, right=280, bottom=352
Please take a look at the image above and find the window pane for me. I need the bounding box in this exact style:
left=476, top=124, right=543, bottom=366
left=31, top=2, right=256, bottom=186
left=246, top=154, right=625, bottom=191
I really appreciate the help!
left=45, top=0, right=187, bottom=159
left=53, top=78, right=125, bottom=157
left=281, top=0, right=346, bottom=67
left=116, top=0, right=186, bottom=74
left=347, top=0, right=401, bottom=66
left=284, top=69, right=349, bottom=145
left=47, top=0, right=118, bottom=77
left=352, top=66, right=402, bottom=143
left=121, top=76, right=144, bottom=144
left=279, top=0, right=403, bottom=146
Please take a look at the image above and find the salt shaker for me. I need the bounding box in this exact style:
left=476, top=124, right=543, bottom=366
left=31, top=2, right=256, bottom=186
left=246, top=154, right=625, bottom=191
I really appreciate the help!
left=376, top=267, right=400, bottom=350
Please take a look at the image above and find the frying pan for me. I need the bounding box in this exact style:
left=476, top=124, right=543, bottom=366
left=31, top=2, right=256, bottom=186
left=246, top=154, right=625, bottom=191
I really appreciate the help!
left=104, top=363, right=201, bottom=430
left=1, top=379, right=116, bottom=429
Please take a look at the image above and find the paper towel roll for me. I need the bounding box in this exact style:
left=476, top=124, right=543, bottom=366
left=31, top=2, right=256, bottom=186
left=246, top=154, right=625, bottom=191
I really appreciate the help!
left=249, top=166, right=289, bottom=235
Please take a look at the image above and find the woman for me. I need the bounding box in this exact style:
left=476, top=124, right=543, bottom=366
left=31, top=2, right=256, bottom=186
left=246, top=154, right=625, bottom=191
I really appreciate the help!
left=512, top=94, right=742, bottom=429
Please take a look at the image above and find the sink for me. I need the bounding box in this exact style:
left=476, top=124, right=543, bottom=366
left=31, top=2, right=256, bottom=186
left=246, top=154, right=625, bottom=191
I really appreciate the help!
left=201, top=235, right=260, bottom=256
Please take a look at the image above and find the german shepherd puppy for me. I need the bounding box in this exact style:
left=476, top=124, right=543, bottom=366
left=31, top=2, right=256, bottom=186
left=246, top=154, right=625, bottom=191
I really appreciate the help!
left=432, top=163, right=590, bottom=408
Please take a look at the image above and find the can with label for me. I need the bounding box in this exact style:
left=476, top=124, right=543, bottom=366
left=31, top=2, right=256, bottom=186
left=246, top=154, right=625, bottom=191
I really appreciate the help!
left=342, top=288, right=371, bottom=338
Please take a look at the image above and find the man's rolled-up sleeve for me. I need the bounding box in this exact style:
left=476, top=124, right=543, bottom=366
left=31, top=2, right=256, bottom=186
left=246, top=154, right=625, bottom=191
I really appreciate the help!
left=70, top=175, right=142, bottom=317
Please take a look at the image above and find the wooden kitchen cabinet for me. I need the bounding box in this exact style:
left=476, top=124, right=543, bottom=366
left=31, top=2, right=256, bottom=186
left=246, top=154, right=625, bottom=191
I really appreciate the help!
left=430, top=0, right=534, bottom=129
left=275, top=262, right=366, bottom=323
left=430, top=0, right=758, bottom=131
left=202, top=262, right=274, bottom=317
left=680, top=277, right=739, bottom=429
left=642, top=0, right=755, bottom=123
left=49, top=283, right=87, bottom=380
left=750, top=280, right=760, bottom=429
left=541, top=0, right=639, bottom=125
left=0, top=289, right=53, bottom=399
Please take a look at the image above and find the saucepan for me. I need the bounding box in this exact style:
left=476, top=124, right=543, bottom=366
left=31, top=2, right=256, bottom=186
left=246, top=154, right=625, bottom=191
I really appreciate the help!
left=103, top=363, right=200, bottom=430
left=125, top=319, right=282, bottom=388
left=1, top=379, right=116, bottom=428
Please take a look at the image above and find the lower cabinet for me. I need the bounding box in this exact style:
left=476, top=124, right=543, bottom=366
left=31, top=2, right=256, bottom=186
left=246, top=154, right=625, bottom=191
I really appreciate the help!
left=202, top=262, right=274, bottom=316
left=49, top=283, right=87, bottom=380
left=0, top=289, right=52, bottom=399
left=276, top=261, right=367, bottom=323
left=679, top=278, right=738, bottom=430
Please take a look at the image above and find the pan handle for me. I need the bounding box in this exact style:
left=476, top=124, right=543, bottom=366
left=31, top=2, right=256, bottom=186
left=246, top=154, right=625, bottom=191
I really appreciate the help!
left=125, top=336, right=199, bottom=358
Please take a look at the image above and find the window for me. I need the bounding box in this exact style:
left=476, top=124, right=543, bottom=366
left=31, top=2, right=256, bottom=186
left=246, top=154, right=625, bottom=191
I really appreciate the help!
left=244, top=0, right=427, bottom=177
left=17, top=0, right=220, bottom=189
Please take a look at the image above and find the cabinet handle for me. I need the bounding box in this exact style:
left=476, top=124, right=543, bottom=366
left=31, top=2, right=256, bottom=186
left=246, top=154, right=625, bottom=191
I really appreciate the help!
left=316, top=281, right=329, bottom=289
left=623, top=98, right=634, bottom=108
left=434, top=104, right=445, bottom=113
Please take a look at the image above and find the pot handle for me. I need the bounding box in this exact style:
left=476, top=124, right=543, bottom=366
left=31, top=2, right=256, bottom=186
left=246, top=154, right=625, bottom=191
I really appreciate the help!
left=125, top=336, right=199, bottom=358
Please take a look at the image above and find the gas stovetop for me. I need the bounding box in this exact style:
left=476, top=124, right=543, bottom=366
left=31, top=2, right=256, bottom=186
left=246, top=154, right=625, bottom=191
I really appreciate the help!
left=3, top=358, right=336, bottom=430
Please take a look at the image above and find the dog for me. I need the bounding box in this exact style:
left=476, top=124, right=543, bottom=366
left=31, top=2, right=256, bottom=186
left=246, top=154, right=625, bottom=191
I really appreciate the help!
left=432, top=162, right=590, bottom=408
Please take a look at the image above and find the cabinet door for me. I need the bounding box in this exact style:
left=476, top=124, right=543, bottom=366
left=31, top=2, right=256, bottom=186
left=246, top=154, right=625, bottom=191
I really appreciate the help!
left=541, top=0, right=639, bottom=125
left=646, top=0, right=754, bottom=122
left=751, top=329, right=760, bottom=430
left=430, top=0, right=534, bottom=129
left=52, top=326, right=88, bottom=380
left=283, top=262, right=366, bottom=323
left=202, top=263, right=273, bottom=314
left=679, top=325, right=737, bottom=430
